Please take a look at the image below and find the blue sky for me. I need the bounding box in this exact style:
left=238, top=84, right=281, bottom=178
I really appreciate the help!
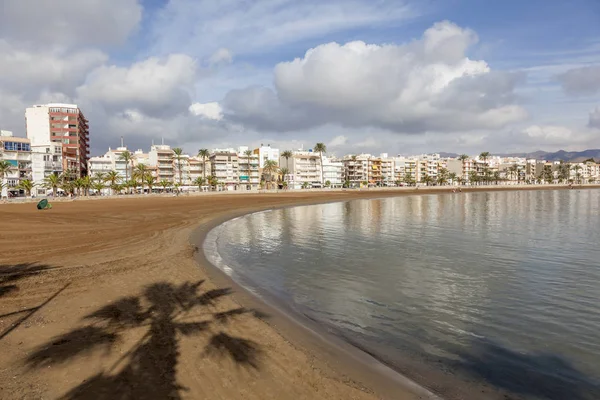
left=0, top=0, right=599, bottom=156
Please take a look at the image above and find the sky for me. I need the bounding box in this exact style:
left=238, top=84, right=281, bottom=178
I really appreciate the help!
left=0, top=0, right=599, bottom=157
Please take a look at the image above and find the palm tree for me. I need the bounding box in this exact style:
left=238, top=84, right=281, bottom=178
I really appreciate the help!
left=44, top=174, right=61, bottom=197
left=469, top=170, right=480, bottom=186
left=207, top=175, right=219, bottom=191
left=135, top=164, right=149, bottom=192
left=92, top=181, right=105, bottom=195
left=279, top=167, right=290, bottom=188
left=118, top=150, right=134, bottom=188
left=197, top=149, right=210, bottom=180
left=437, top=167, right=449, bottom=186
left=508, top=164, right=518, bottom=183
left=479, top=152, right=490, bottom=185
left=17, top=179, right=35, bottom=197
left=263, top=160, right=279, bottom=189
left=0, top=160, right=13, bottom=198
left=313, top=143, right=326, bottom=185
left=145, top=175, right=157, bottom=193
left=159, top=180, right=171, bottom=192
left=92, top=171, right=106, bottom=184
left=82, top=176, right=92, bottom=196
left=173, top=148, right=184, bottom=186
left=493, top=171, right=501, bottom=185
left=448, top=172, right=457, bottom=185
left=193, top=176, right=205, bottom=192
left=422, top=174, right=433, bottom=186
left=243, top=149, right=253, bottom=185
left=281, top=150, right=293, bottom=170
left=571, top=164, right=583, bottom=184
left=104, top=171, right=121, bottom=195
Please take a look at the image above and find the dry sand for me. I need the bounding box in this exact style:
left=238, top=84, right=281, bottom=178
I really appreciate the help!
left=0, top=186, right=588, bottom=399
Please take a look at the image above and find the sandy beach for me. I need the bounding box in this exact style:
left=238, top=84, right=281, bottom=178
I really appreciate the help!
left=0, top=186, right=594, bottom=399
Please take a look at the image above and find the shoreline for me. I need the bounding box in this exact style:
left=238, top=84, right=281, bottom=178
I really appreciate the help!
left=191, top=185, right=600, bottom=399
left=192, top=197, right=444, bottom=400
left=1, top=183, right=598, bottom=206
left=1, top=186, right=598, bottom=399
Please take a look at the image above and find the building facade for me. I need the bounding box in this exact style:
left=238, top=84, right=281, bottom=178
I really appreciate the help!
left=0, top=131, right=32, bottom=197
left=25, top=103, right=90, bottom=184
left=283, top=150, right=322, bottom=189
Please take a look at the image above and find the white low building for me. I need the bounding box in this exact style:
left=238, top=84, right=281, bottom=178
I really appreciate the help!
left=1, top=131, right=33, bottom=197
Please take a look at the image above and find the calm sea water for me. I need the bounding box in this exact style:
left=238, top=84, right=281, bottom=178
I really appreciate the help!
left=204, top=190, right=600, bottom=399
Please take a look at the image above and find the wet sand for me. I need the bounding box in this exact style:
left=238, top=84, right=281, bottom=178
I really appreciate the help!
left=0, top=186, right=592, bottom=399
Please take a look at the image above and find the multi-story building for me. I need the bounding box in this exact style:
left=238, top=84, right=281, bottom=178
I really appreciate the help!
left=210, top=149, right=239, bottom=189
left=322, top=156, right=344, bottom=187
left=237, top=147, right=260, bottom=190
left=149, top=144, right=175, bottom=183
left=25, top=103, right=90, bottom=185
left=284, top=150, right=322, bottom=189
left=254, top=144, right=280, bottom=169
left=380, top=154, right=396, bottom=186
left=0, top=131, right=32, bottom=197
left=415, top=153, right=440, bottom=183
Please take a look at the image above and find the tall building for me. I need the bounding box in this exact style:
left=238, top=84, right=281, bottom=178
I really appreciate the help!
left=283, top=149, right=322, bottom=189
left=254, top=144, right=280, bottom=168
left=322, top=156, right=344, bottom=187
left=0, top=131, right=32, bottom=197
left=210, top=149, right=239, bottom=189
left=25, top=103, right=90, bottom=185
left=148, top=144, right=175, bottom=183
left=237, top=146, right=260, bottom=190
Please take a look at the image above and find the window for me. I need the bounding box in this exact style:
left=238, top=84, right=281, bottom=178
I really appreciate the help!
left=3, top=141, right=31, bottom=152
left=55, top=147, right=61, bottom=154
left=43, top=155, right=50, bottom=161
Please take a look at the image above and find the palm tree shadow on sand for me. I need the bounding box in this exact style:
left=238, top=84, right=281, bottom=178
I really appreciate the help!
left=447, top=338, right=600, bottom=400
left=25, top=281, right=268, bottom=400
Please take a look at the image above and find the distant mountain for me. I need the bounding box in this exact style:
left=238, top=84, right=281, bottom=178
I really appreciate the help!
left=496, top=149, right=600, bottom=162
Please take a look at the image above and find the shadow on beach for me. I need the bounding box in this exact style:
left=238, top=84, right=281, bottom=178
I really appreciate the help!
left=24, top=280, right=268, bottom=399
left=0, top=264, right=70, bottom=341
left=446, top=338, right=600, bottom=400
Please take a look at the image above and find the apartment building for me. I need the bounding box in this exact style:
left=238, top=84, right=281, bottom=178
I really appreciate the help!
left=188, top=157, right=210, bottom=185
left=237, top=147, right=260, bottom=189
left=415, top=153, right=440, bottom=183
left=0, top=131, right=32, bottom=197
left=254, top=144, right=280, bottom=168
left=26, top=103, right=90, bottom=182
left=149, top=144, right=175, bottom=183
left=394, top=157, right=417, bottom=184
left=322, top=156, right=344, bottom=187
left=380, top=154, right=395, bottom=186
left=283, top=150, right=322, bottom=189
left=210, top=149, right=239, bottom=189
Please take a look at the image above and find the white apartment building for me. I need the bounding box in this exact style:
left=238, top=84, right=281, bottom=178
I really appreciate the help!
left=0, top=131, right=32, bottom=197
left=394, top=157, right=417, bottom=184
left=210, top=149, right=239, bottom=189
left=237, top=147, right=260, bottom=189
left=283, top=150, right=322, bottom=189
left=379, top=153, right=396, bottom=186
left=415, top=153, right=440, bottom=183
left=254, top=144, right=280, bottom=168
left=322, top=156, right=344, bottom=187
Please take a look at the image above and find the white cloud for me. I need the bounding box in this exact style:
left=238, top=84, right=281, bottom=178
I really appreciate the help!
left=589, top=107, right=600, bottom=129
left=209, top=48, right=233, bottom=65
left=523, top=125, right=573, bottom=140
left=557, top=65, right=600, bottom=96
left=329, top=135, right=348, bottom=147
left=150, top=0, right=416, bottom=57
left=77, top=54, right=198, bottom=117
left=0, top=0, right=142, bottom=47
left=223, top=21, right=527, bottom=133
left=189, top=102, right=223, bottom=120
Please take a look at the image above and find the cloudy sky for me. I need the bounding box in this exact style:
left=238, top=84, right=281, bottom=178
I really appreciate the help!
left=1, top=0, right=599, bottom=157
